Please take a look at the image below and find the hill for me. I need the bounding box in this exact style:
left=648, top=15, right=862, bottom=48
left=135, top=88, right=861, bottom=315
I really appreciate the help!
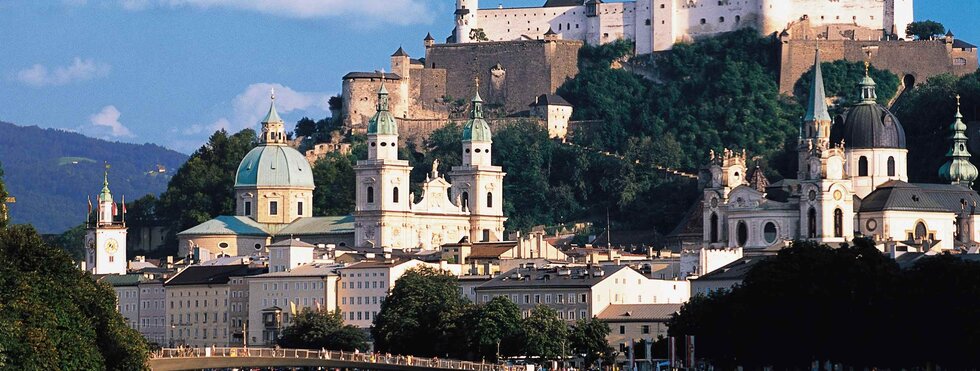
left=0, top=121, right=187, bottom=233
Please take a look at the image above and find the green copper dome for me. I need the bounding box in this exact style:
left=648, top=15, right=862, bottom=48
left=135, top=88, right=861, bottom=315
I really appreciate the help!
left=367, top=82, right=398, bottom=135
left=462, top=91, right=492, bottom=143
left=235, top=140, right=314, bottom=188
left=939, top=96, right=978, bottom=186
left=98, top=167, right=113, bottom=202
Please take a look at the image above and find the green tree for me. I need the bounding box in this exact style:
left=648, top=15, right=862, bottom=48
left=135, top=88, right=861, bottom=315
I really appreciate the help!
left=459, top=296, right=524, bottom=361
left=793, top=60, right=900, bottom=108
left=311, top=153, right=356, bottom=216
left=469, top=28, right=489, bottom=42
left=294, top=117, right=317, bottom=138
left=371, top=266, right=469, bottom=357
left=520, top=305, right=569, bottom=362
left=905, top=20, right=946, bottom=40
left=156, top=129, right=257, bottom=248
left=569, top=316, right=616, bottom=368
left=0, top=225, right=149, bottom=370
left=277, top=309, right=367, bottom=351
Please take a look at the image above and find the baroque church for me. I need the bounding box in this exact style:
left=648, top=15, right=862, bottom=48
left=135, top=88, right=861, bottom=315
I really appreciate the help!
left=703, top=52, right=980, bottom=253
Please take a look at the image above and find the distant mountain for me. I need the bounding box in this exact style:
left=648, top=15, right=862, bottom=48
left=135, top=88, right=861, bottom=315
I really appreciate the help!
left=0, top=121, right=187, bottom=233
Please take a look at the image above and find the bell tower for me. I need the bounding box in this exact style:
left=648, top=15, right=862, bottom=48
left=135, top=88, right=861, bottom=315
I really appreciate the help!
left=85, top=163, right=127, bottom=275
left=451, top=82, right=506, bottom=242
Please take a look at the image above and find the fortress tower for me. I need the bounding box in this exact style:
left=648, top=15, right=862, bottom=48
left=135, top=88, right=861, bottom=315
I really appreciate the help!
left=454, top=0, right=480, bottom=43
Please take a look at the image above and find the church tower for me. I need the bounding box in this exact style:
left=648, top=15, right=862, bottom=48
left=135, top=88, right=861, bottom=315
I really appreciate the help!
left=85, top=165, right=127, bottom=275
left=939, top=95, right=979, bottom=187
left=798, top=52, right=853, bottom=244
left=354, top=79, right=412, bottom=248
left=450, top=85, right=506, bottom=242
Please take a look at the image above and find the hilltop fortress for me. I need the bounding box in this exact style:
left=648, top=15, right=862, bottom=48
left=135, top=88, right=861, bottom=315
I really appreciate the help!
left=452, top=0, right=913, bottom=54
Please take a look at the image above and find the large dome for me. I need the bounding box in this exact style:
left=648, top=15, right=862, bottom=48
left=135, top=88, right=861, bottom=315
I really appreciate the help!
left=235, top=145, right=314, bottom=188
left=831, top=103, right=906, bottom=149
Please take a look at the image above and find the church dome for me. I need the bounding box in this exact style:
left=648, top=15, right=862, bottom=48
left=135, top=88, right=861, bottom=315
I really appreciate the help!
left=235, top=145, right=314, bottom=188
left=831, top=70, right=906, bottom=149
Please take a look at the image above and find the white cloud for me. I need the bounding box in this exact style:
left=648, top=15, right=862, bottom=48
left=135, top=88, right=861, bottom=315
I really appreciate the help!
left=119, top=0, right=433, bottom=25
left=15, top=57, right=111, bottom=87
left=89, top=105, right=135, bottom=138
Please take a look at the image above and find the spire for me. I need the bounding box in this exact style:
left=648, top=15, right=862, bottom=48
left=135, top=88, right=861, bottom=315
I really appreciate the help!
left=462, top=76, right=491, bottom=143
left=99, top=162, right=112, bottom=202
left=939, top=95, right=978, bottom=186
left=262, top=88, right=283, bottom=124
left=804, top=50, right=832, bottom=122
left=859, top=60, right=878, bottom=104
left=367, top=71, right=398, bottom=136
left=472, top=76, right=483, bottom=119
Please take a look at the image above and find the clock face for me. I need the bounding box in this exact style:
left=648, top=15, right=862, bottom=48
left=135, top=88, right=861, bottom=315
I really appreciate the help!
left=833, top=190, right=843, bottom=201
left=866, top=219, right=878, bottom=231
left=105, top=239, right=118, bottom=254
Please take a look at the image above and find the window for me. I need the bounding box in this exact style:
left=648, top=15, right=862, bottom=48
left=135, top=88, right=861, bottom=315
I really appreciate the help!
left=392, top=187, right=399, bottom=203
left=482, top=229, right=491, bottom=242
left=736, top=221, right=748, bottom=247
left=808, top=208, right=817, bottom=238
left=244, top=201, right=251, bottom=216
left=915, top=222, right=928, bottom=240
left=642, top=325, right=650, bottom=334
left=367, top=186, right=374, bottom=203
left=834, top=209, right=843, bottom=238
left=487, top=192, right=493, bottom=208
left=619, top=325, right=626, bottom=334
left=709, top=213, right=719, bottom=243
left=764, top=222, right=778, bottom=244
left=269, top=201, right=278, bottom=215
left=887, top=156, right=896, bottom=177
left=297, top=201, right=304, bottom=216
left=700, top=18, right=706, bottom=25
left=858, top=156, right=869, bottom=176
left=461, top=192, right=469, bottom=210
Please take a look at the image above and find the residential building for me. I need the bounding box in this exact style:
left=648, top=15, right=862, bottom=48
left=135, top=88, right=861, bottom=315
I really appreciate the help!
left=247, top=263, right=342, bottom=346
left=598, top=303, right=682, bottom=361
left=337, top=259, right=433, bottom=328
left=164, top=264, right=265, bottom=347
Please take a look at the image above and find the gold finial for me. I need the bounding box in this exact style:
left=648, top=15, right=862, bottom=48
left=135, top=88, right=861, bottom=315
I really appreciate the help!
left=475, top=75, right=480, bottom=90
left=864, top=60, right=870, bottom=76
left=270, top=87, right=276, bottom=101
left=957, top=94, right=962, bottom=108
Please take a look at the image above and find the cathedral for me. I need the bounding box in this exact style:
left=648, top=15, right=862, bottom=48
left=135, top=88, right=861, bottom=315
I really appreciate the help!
left=353, top=80, right=507, bottom=249
left=703, top=52, right=980, bottom=253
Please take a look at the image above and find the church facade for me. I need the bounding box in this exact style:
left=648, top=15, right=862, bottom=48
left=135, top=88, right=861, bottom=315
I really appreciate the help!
left=703, top=52, right=980, bottom=253
left=353, top=81, right=507, bottom=250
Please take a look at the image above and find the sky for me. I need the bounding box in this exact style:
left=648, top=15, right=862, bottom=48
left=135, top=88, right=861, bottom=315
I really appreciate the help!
left=0, top=0, right=976, bottom=154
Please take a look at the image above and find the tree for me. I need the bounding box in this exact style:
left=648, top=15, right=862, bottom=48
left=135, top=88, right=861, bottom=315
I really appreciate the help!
left=0, top=161, right=8, bottom=229
left=793, top=60, right=900, bottom=108
left=371, top=266, right=469, bottom=357
left=459, top=297, right=524, bottom=362
left=294, top=117, right=317, bottom=138
left=520, top=305, right=569, bottom=362
left=0, top=225, right=149, bottom=370
left=277, top=309, right=367, bottom=351
left=469, top=28, right=489, bottom=42
left=569, top=316, right=616, bottom=368
left=311, top=153, right=356, bottom=216
left=906, top=20, right=945, bottom=40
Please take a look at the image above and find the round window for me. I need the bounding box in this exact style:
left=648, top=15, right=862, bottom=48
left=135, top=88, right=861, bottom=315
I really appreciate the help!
left=475, top=148, right=481, bottom=153
left=380, top=142, right=387, bottom=147
left=370, top=142, right=376, bottom=147
left=218, top=242, right=229, bottom=250
left=808, top=190, right=817, bottom=202
left=866, top=219, right=877, bottom=231
left=763, top=222, right=778, bottom=244
left=465, top=148, right=471, bottom=153
left=254, top=243, right=262, bottom=250
left=710, top=197, right=719, bottom=208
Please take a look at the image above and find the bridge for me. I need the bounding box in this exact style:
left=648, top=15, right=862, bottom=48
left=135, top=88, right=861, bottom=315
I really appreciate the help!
left=150, top=347, right=519, bottom=371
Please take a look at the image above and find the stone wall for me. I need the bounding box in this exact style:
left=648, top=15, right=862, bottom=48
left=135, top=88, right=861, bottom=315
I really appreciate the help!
left=779, top=29, right=979, bottom=94
left=425, top=39, right=583, bottom=114
left=397, top=117, right=547, bottom=145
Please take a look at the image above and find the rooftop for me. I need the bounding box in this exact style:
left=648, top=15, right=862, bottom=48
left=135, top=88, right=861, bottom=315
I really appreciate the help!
left=177, top=215, right=270, bottom=237
left=859, top=181, right=951, bottom=213
left=166, top=264, right=266, bottom=286
left=277, top=215, right=355, bottom=236
left=477, top=265, right=630, bottom=289
left=596, top=303, right=683, bottom=322
left=694, top=256, right=769, bottom=282
left=252, top=262, right=342, bottom=278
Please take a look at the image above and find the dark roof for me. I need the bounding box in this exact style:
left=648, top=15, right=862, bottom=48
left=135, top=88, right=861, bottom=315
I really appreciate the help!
left=342, top=72, right=403, bottom=80
left=695, top=256, right=769, bottom=282
left=913, top=183, right=980, bottom=215
left=597, top=304, right=683, bottom=322
left=530, top=94, right=572, bottom=107
left=953, top=39, right=977, bottom=49
left=543, top=0, right=582, bottom=7
left=544, top=27, right=557, bottom=36
left=392, top=46, right=409, bottom=57
left=765, top=179, right=799, bottom=203
left=166, top=264, right=265, bottom=286
left=268, top=239, right=317, bottom=248
left=832, top=103, right=906, bottom=149
left=667, top=198, right=703, bottom=240
left=859, top=181, right=950, bottom=213
left=593, top=229, right=663, bottom=248
left=424, top=32, right=435, bottom=41
left=748, top=166, right=769, bottom=192
left=468, top=244, right=518, bottom=259
left=476, top=265, right=630, bottom=290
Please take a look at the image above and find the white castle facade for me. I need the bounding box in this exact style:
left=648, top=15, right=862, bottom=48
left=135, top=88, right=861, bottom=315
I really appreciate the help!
left=453, top=0, right=913, bottom=54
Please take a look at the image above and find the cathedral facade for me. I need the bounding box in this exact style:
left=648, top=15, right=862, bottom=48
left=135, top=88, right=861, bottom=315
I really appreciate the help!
left=703, top=52, right=980, bottom=253
left=353, top=82, right=506, bottom=250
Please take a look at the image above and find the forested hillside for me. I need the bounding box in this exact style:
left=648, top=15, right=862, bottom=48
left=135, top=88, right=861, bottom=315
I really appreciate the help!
left=0, top=121, right=186, bottom=233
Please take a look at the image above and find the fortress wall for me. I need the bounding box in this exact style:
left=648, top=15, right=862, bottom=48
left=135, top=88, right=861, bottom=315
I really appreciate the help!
left=671, top=0, right=760, bottom=44
left=397, top=117, right=546, bottom=146
left=593, top=2, right=638, bottom=45
left=426, top=40, right=583, bottom=114
left=780, top=38, right=976, bottom=95
left=475, top=6, right=587, bottom=42
left=342, top=77, right=409, bottom=129
left=409, top=68, right=450, bottom=120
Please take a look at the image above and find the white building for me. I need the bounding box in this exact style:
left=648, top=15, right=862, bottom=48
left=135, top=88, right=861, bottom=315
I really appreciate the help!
left=164, top=264, right=265, bottom=347
left=247, top=262, right=341, bottom=346
left=703, top=53, right=980, bottom=253
left=337, top=259, right=434, bottom=328
left=353, top=83, right=506, bottom=249
left=452, top=0, right=913, bottom=54
left=85, top=168, right=128, bottom=275
left=530, top=94, right=574, bottom=140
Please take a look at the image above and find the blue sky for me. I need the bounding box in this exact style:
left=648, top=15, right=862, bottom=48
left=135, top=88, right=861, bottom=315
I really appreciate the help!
left=0, top=0, right=976, bottom=154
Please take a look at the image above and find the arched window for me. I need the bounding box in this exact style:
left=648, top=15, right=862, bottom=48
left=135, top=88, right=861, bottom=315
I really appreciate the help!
left=487, top=192, right=493, bottom=208
left=710, top=213, right=719, bottom=243
left=887, top=156, right=896, bottom=177
left=367, top=186, right=374, bottom=203
left=461, top=192, right=469, bottom=210
left=915, top=222, right=928, bottom=240
left=808, top=208, right=817, bottom=238
left=736, top=221, right=748, bottom=247
left=833, top=209, right=843, bottom=238
left=392, top=187, right=399, bottom=203
left=858, top=156, right=869, bottom=176
left=764, top=222, right=778, bottom=244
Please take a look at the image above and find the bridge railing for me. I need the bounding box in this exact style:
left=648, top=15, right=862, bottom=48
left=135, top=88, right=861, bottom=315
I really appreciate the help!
left=151, top=347, right=519, bottom=371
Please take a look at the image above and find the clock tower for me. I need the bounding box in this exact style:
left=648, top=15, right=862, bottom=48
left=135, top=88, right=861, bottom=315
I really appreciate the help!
left=85, top=165, right=127, bottom=275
